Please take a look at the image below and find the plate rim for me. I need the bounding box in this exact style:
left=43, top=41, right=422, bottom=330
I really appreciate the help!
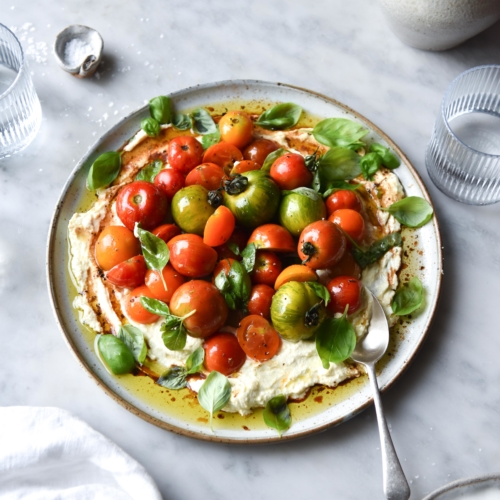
left=422, top=474, right=500, bottom=499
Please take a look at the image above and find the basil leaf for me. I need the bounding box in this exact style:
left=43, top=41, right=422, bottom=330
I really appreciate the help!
left=370, top=143, right=400, bottom=170
left=173, top=113, right=192, bottom=131
left=316, top=308, right=356, bottom=368
left=263, top=395, right=291, bottom=437
left=161, top=321, right=187, bottom=351
left=214, top=269, right=231, bottom=293
left=135, top=159, right=163, bottom=183
left=228, top=260, right=251, bottom=304
left=201, top=129, right=221, bottom=149
left=227, top=242, right=241, bottom=256
left=352, top=232, right=402, bottom=269
left=317, top=147, right=362, bottom=191
left=149, top=96, right=173, bottom=124
left=307, top=282, right=331, bottom=306
left=392, top=277, right=424, bottom=316
left=382, top=196, right=433, bottom=228
left=140, top=296, right=170, bottom=317
left=322, top=181, right=360, bottom=198
left=118, top=325, right=147, bottom=364
left=241, top=243, right=257, bottom=273
left=345, top=140, right=367, bottom=151
left=157, top=366, right=187, bottom=390
left=87, top=151, right=122, bottom=191
left=191, top=108, right=217, bottom=135
left=186, top=347, right=205, bottom=374
left=360, top=152, right=382, bottom=180
left=313, top=118, right=368, bottom=149
left=261, top=148, right=288, bottom=173
left=141, top=117, right=161, bottom=137
left=256, top=103, right=302, bottom=130
left=135, top=225, right=170, bottom=279
left=96, top=334, right=136, bottom=375
left=197, top=371, right=232, bottom=429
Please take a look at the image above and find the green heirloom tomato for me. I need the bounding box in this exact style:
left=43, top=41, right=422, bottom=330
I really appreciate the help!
left=270, top=281, right=326, bottom=342
left=97, top=334, right=136, bottom=375
left=223, top=171, right=280, bottom=229
left=278, top=188, right=326, bottom=237
left=171, top=185, right=216, bottom=235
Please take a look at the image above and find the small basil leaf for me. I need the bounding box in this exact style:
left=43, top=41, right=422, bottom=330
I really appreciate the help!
left=263, top=395, right=291, bottom=437
left=135, top=225, right=170, bottom=279
left=197, top=371, right=232, bottom=429
left=256, top=103, right=302, bottom=130
left=307, top=282, right=331, bottom=306
left=149, top=96, right=173, bottom=124
left=161, top=321, right=187, bottom=351
left=313, top=118, right=368, bottom=149
left=191, top=108, right=217, bottom=135
left=186, top=347, right=205, bottom=375
left=87, top=151, right=122, bottom=191
left=118, top=325, right=147, bottom=364
left=352, top=232, right=402, bottom=269
left=228, top=260, right=251, bottom=304
left=157, top=366, right=187, bottom=390
left=382, top=196, right=433, bottom=228
left=392, top=277, right=424, bottom=316
left=173, top=113, right=192, bottom=131
left=370, top=143, right=400, bottom=170
left=96, top=334, right=136, bottom=375
left=201, top=129, right=221, bottom=149
left=140, top=296, right=170, bottom=317
left=345, top=140, right=367, bottom=151
left=261, top=148, right=288, bottom=173
left=135, top=159, right=163, bottom=183
left=317, top=147, right=362, bottom=190
left=214, top=269, right=231, bottom=293
left=360, top=152, right=383, bottom=180
left=222, top=291, right=237, bottom=310
left=241, top=243, right=257, bottom=273
left=322, top=181, right=360, bottom=198
left=227, top=242, right=241, bottom=256
left=141, top=117, right=161, bottom=137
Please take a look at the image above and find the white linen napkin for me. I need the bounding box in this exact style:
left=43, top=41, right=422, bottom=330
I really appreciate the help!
left=0, top=406, right=163, bottom=500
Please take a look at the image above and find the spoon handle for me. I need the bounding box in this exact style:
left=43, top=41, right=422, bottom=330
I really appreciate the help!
left=366, top=363, right=411, bottom=500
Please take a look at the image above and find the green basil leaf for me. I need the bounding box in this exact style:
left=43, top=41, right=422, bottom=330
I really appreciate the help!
left=140, top=296, right=170, bottom=317
left=186, top=347, right=205, bottom=375
left=227, top=242, right=241, bottom=256
left=263, top=394, right=291, bottom=437
left=322, top=181, right=360, bottom=198
left=392, top=277, right=424, bottom=316
left=382, top=196, right=433, bottom=228
left=360, top=152, right=382, bottom=180
left=173, top=112, right=192, bottom=131
left=222, top=291, right=237, bottom=310
left=261, top=148, right=288, bottom=173
left=344, top=140, right=366, bottom=151
left=313, top=118, right=368, bottom=149
left=141, top=117, right=161, bottom=137
left=370, top=143, right=400, bottom=170
left=352, top=232, right=402, bottom=269
left=149, top=96, right=173, bottom=124
left=87, top=151, right=122, bottom=191
left=317, top=147, right=362, bottom=190
left=135, top=159, right=163, bottom=183
left=197, top=371, right=232, bottom=429
left=256, top=103, right=302, bottom=130
left=228, top=260, right=251, bottom=304
left=241, top=243, right=257, bottom=273
left=96, top=334, right=136, bottom=375
left=307, top=282, right=331, bottom=306
left=161, top=321, right=187, bottom=351
left=191, top=108, right=217, bottom=135
left=117, top=325, right=147, bottom=364
left=135, top=225, right=170, bottom=278
left=214, top=269, right=231, bottom=293
left=201, top=129, right=221, bottom=149
left=157, top=366, right=187, bottom=390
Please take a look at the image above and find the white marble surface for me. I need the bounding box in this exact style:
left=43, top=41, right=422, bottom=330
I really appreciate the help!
left=1, top=1, right=500, bottom=499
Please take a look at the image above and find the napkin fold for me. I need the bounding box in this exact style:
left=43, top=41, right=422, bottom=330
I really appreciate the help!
left=0, top=406, right=163, bottom=500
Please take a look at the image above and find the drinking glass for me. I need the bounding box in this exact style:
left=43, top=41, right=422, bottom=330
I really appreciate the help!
left=426, top=65, right=500, bottom=205
left=0, top=23, right=42, bottom=160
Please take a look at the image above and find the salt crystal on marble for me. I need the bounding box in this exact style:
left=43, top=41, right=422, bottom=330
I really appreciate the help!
left=64, top=38, right=93, bottom=67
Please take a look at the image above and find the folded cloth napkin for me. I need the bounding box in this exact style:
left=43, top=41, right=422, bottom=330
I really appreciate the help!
left=0, top=407, right=163, bottom=500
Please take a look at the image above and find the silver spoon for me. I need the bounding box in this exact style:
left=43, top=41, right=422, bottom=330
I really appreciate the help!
left=351, top=292, right=411, bottom=500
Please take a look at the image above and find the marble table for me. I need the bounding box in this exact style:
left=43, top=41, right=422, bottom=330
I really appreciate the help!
left=2, top=1, right=500, bottom=498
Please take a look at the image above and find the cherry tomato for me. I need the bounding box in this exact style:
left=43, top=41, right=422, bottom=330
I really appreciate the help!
left=144, top=264, right=186, bottom=303
left=218, top=111, right=254, bottom=149
left=212, top=258, right=237, bottom=284
left=247, top=284, right=275, bottom=319
left=203, top=206, right=236, bottom=247
left=116, top=181, right=168, bottom=231
left=154, top=168, right=185, bottom=201
left=124, top=285, right=160, bottom=324
left=151, top=223, right=182, bottom=244
left=243, top=138, right=279, bottom=166
left=215, top=227, right=248, bottom=261
left=325, top=190, right=362, bottom=215
left=204, top=332, right=246, bottom=375
left=236, top=315, right=281, bottom=362
left=95, top=226, right=141, bottom=271
left=329, top=209, right=365, bottom=243
left=298, top=220, right=346, bottom=270
left=167, top=136, right=204, bottom=174
left=170, top=281, right=228, bottom=338
left=106, top=255, right=147, bottom=288
left=247, top=224, right=295, bottom=253
left=185, top=162, right=226, bottom=191
left=269, top=153, right=313, bottom=190
left=203, top=142, right=243, bottom=175
left=326, top=276, right=363, bottom=315
left=168, top=234, right=218, bottom=278
left=250, top=251, right=282, bottom=287
left=317, top=251, right=362, bottom=285
left=230, top=160, right=261, bottom=175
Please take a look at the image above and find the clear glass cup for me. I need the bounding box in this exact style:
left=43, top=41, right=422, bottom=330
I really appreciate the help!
left=426, top=65, right=500, bottom=205
left=0, top=23, right=42, bottom=160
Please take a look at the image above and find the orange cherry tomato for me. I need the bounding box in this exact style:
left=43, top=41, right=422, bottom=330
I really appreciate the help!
left=236, top=315, right=281, bottom=362
left=203, top=142, right=243, bottom=175
left=212, top=258, right=237, bottom=283
left=326, top=276, right=363, bottom=315
left=247, top=284, right=275, bottom=319
left=185, top=162, right=226, bottom=191
left=274, top=264, right=317, bottom=290
left=230, top=160, right=261, bottom=175
left=218, top=111, right=254, bottom=149
left=167, top=136, right=204, bottom=175
left=316, top=251, right=362, bottom=285
left=106, top=255, right=147, bottom=288
left=151, top=223, right=182, bottom=244
left=325, top=190, right=362, bottom=215
left=144, top=264, right=186, bottom=303
left=204, top=332, right=247, bottom=375
left=168, top=234, right=218, bottom=278
left=95, top=226, right=141, bottom=271
left=154, top=168, right=185, bottom=201
left=247, top=224, right=295, bottom=253
left=269, top=153, right=313, bottom=190
left=203, top=206, right=236, bottom=247
left=329, top=209, right=365, bottom=243
left=243, top=138, right=279, bottom=166
left=215, top=227, right=248, bottom=261
left=250, top=251, right=282, bottom=287
left=124, top=285, right=160, bottom=324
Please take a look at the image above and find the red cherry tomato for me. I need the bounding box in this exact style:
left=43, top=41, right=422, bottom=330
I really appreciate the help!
left=247, top=224, right=295, bottom=252
left=317, top=251, right=362, bottom=285
left=116, top=181, right=168, bottom=231
left=151, top=223, right=182, bottom=244
left=250, top=251, right=282, bottom=287
left=167, top=234, right=218, bottom=278
left=215, top=227, right=248, bottom=261
left=106, top=255, right=147, bottom=288
left=269, top=153, right=313, bottom=190
left=329, top=209, right=366, bottom=243
left=204, top=332, right=246, bottom=375
left=144, top=264, right=186, bottom=303
left=167, top=136, right=204, bottom=175
left=325, top=190, right=362, bottom=215
left=326, top=276, right=363, bottom=315
left=154, top=168, right=185, bottom=201
left=95, top=226, right=141, bottom=271
left=230, top=160, right=261, bottom=175
left=247, top=284, right=275, bottom=319
left=185, top=162, right=226, bottom=191
left=218, top=111, right=254, bottom=149
left=236, top=315, right=281, bottom=362
left=124, top=285, right=160, bottom=324
left=243, top=139, right=279, bottom=166
left=203, top=142, right=243, bottom=175
left=203, top=206, right=236, bottom=247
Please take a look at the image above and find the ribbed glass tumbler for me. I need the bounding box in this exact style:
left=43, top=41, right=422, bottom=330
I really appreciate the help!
left=426, top=65, right=500, bottom=205
left=0, top=23, right=41, bottom=160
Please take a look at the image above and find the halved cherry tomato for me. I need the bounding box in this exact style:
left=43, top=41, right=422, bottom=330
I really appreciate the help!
left=151, top=224, right=182, bottom=244
left=326, top=276, right=363, bottom=315
left=203, top=206, right=235, bottom=247
left=204, top=332, right=246, bottom=375
left=144, top=264, right=186, bottom=303
left=247, top=224, right=295, bottom=253
left=274, top=264, right=317, bottom=290
left=185, top=162, right=226, bottom=191
left=106, top=255, right=147, bottom=288
left=203, top=142, right=243, bottom=175
left=325, top=190, right=362, bottom=215
left=116, top=181, right=168, bottom=231
left=230, top=160, right=261, bottom=175
left=236, top=315, right=281, bottom=362
left=167, top=136, right=204, bottom=174
left=215, top=227, right=248, bottom=261
left=247, top=284, right=275, bottom=319
left=95, top=226, right=141, bottom=271
left=168, top=234, right=218, bottom=278
left=219, top=111, right=254, bottom=149
left=243, top=138, right=279, bottom=166
left=250, top=251, right=282, bottom=287
left=269, top=153, right=313, bottom=190
left=316, top=251, right=362, bottom=285
left=329, top=209, right=365, bottom=243
left=124, top=285, right=160, bottom=324
left=154, top=168, right=185, bottom=201
left=211, top=258, right=237, bottom=284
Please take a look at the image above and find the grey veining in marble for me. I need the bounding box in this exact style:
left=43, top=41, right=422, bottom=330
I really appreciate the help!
left=1, top=1, right=500, bottom=499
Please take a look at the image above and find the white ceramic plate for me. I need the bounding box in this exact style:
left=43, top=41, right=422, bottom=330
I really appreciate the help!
left=423, top=475, right=500, bottom=499
left=47, top=80, right=443, bottom=443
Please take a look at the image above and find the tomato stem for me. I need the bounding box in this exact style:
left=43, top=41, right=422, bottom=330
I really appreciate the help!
left=300, top=241, right=316, bottom=264
left=304, top=303, right=321, bottom=327
left=224, top=174, right=248, bottom=195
